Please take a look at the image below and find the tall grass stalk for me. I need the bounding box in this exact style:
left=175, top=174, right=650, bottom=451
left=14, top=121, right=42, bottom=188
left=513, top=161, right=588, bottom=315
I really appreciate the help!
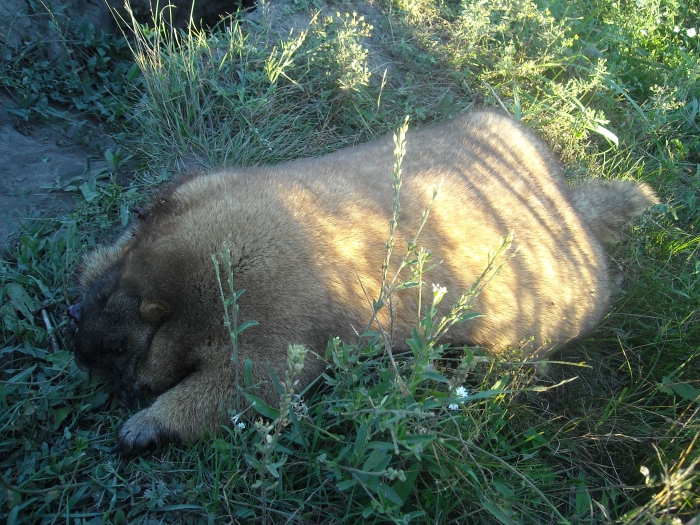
left=212, top=241, right=259, bottom=414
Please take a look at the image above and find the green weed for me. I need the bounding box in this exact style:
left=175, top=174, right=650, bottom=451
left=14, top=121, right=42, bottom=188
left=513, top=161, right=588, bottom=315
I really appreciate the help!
left=0, top=2, right=140, bottom=124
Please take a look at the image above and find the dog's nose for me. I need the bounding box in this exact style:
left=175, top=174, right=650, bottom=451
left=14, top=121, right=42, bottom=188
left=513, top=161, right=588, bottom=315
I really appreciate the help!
left=68, top=303, right=84, bottom=322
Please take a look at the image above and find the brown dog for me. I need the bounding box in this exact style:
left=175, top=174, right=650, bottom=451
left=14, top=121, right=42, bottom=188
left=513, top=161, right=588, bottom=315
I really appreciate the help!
left=69, top=111, right=657, bottom=455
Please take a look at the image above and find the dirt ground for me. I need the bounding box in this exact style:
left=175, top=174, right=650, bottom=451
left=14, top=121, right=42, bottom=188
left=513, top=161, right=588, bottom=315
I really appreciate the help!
left=1, top=0, right=115, bottom=247
left=1, top=0, right=116, bottom=248
left=0, top=96, right=109, bottom=246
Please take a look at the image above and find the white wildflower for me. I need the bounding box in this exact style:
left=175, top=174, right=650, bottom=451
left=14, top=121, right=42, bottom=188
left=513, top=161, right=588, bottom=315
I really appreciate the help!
left=432, top=283, right=448, bottom=303
left=673, top=26, right=681, bottom=33
left=455, top=386, right=469, bottom=399
left=640, top=29, right=647, bottom=36
left=687, top=27, right=697, bottom=38
left=432, top=283, right=446, bottom=293
left=448, top=403, right=459, bottom=410
left=237, top=422, right=246, bottom=430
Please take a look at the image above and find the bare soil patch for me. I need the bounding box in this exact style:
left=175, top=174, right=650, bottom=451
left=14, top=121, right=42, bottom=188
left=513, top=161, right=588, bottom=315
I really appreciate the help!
left=0, top=96, right=109, bottom=245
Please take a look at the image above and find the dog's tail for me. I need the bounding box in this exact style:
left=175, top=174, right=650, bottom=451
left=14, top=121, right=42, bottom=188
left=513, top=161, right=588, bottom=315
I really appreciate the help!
left=569, top=180, right=658, bottom=244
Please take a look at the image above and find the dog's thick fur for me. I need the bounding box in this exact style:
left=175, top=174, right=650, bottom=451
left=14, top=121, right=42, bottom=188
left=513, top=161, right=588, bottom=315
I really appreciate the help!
left=70, top=111, right=657, bottom=455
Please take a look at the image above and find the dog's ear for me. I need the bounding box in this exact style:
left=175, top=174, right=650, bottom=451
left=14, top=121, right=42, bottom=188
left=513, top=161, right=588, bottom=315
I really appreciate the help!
left=140, top=300, right=171, bottom=325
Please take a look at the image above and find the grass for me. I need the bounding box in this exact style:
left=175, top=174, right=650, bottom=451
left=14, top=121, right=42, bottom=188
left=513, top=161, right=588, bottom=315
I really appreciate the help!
left=1, top=0, right=699, bottom=522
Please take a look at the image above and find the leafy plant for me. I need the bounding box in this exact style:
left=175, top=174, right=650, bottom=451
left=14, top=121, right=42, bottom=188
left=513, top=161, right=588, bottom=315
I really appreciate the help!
left=0, top=3, right=140, bottom=123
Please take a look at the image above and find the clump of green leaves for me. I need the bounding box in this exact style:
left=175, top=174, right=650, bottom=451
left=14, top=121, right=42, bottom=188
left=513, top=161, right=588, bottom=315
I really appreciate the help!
left=0, top=4, right=140, bottom=123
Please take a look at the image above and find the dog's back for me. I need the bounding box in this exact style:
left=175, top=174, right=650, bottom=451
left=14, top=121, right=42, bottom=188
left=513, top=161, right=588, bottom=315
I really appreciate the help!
left=229, top=111, right=655, bottom=356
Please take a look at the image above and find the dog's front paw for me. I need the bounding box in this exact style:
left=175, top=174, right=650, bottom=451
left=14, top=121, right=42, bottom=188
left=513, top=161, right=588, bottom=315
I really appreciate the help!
left=113, top=411, right=173, bottom=457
